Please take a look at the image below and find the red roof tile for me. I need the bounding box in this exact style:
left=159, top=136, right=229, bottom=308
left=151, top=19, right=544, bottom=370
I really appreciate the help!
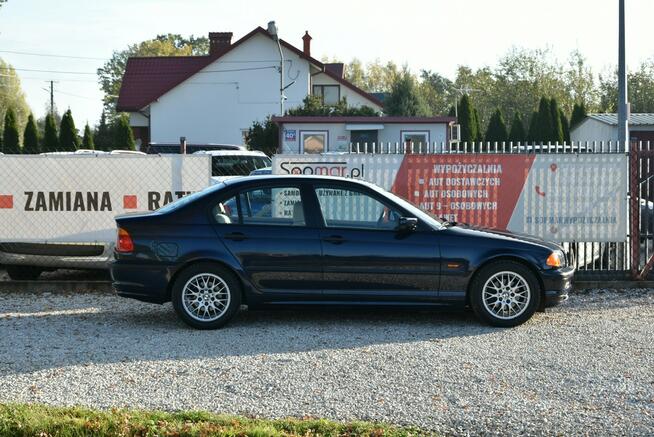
left=116, top=27, right=382, bottom=112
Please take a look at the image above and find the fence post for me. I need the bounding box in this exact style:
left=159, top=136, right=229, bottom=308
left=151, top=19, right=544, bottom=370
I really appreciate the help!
left=630, top=141, right=640, bottom=279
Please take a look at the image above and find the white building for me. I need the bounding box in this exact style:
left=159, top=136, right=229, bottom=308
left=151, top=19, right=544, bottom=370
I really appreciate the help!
left=571, top=113, right=654, bottom=144
left=273, top=116, right=455, bottom=154
left=116, top=26, right=383, bottom=149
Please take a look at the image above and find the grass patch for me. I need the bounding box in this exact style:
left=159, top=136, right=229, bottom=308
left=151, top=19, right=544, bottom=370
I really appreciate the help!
left=0, top=403, right=430, bottom=436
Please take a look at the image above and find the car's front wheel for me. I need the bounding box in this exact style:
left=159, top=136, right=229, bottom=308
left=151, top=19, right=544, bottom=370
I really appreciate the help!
left=469, top=260, right=541, bottom=327
left=171, top=263, right=241, bottom=329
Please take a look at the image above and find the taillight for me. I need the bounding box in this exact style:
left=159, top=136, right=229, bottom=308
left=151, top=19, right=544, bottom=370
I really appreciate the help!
left=116, top=228, right=134, bottom=253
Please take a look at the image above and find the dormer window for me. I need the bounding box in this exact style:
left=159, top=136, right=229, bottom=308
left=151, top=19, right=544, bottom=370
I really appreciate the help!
left=312, top=85, right=340, bottom=105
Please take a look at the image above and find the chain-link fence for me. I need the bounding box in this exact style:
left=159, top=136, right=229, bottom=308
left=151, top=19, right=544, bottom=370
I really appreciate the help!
left=0, top=141, right=646, bottom=281
left=274, top=140, right=635, bottom=280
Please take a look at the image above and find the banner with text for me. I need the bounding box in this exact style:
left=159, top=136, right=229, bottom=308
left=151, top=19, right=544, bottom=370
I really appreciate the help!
left=273, top=153, right=628, bottom=242
left=0, top=155, right=212, bottom=242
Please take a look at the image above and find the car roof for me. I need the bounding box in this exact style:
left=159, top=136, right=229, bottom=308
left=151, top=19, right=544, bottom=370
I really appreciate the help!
left=194, top=150, right=268, bottom=157
left=223, top=174, right=379, bottom=188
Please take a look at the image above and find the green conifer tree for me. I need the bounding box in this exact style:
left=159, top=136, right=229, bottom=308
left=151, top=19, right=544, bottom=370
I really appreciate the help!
left=549, top=98, right=564, bottom=143
left=484, top=108, right=508, bottom=143
left=113, top=114, right=135, bottom=150
left=58, top=109, right=80, bottom=151
left=2, top=108, right=20, bottom=154
left=23, top=113, right=39, bottom=154
left=508, top=113, right=527, bottom=143
left=82, top=123, right=95, bottom=149
left=42, top=113, right=59, bottom=152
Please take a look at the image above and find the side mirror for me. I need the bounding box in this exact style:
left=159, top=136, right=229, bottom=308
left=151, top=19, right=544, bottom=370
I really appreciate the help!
left=397, top=217, right=418, bottom=232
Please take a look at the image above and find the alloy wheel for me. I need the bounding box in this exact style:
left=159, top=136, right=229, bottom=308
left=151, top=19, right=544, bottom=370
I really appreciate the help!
left=181, top=273, right=231, bottom=322
left=482, top=271, right=531, bottom=320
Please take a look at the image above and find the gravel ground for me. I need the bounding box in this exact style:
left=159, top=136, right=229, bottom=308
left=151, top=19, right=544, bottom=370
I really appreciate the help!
left=0, top=289, right=652, bottom=436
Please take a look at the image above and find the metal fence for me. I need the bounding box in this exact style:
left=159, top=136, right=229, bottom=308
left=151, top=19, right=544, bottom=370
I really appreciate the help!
left=339, top=140, right=635, bottom=280
left=0, top=140, right=650, bottom=281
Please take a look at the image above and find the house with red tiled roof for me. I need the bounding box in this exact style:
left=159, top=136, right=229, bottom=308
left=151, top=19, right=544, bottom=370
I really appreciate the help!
left=116, top=25, right=383, bottom=150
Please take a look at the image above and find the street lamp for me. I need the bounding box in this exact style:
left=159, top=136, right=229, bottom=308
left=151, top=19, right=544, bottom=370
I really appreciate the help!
left=267, top=21, right=285, bottom=115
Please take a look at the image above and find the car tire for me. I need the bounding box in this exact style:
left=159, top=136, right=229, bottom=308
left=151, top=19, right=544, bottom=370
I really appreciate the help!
left=171, top=263, right=241, bottom=329
left=5, top=266, right=43, bottom=280
left=469, top=260, right=541, bottom=327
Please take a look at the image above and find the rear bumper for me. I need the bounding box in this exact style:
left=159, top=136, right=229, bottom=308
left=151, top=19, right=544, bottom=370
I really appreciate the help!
left=110, top=261, right=171, bottom=304
left=541, top=266, right=574, bottom=307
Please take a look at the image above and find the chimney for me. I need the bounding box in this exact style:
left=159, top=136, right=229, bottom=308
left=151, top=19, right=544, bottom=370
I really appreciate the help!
left=302, top=31, right=312, bottom=57
left=209, top=32, right=233, bottom=56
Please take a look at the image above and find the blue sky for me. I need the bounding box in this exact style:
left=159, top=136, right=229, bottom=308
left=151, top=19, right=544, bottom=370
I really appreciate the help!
left=1, top=0, right=653, bottom=127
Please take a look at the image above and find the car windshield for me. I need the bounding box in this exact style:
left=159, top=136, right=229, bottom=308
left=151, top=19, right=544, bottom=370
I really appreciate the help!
left=211, top=155, right=272, bottom=176
left=373, top=186, right=444, bottom=230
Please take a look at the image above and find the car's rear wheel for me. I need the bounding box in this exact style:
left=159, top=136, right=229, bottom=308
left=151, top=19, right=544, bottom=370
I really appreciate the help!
left=469, top=260, right=541, bottom=327
left=171, top=263, right=241, bottom=329
left=5, top=265, right=43, bottom=280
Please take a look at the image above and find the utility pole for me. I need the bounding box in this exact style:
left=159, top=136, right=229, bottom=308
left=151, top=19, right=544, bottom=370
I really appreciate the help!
left=49, top=80, right=54, bottom=116
left=617, top=0, right=629, bottom=149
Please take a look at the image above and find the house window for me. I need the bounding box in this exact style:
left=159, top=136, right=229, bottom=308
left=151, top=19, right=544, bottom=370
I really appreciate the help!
left=301, top=131, right=327, bottom=154
left=401, top=131, right=430, bottom=151
left=313, top=85, right=340, bottom=105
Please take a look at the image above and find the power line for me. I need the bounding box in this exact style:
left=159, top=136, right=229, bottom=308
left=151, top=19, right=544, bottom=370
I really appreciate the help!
left=2, top=65, right=278, bottom=76
left=0, top=49, right=107, bottom=61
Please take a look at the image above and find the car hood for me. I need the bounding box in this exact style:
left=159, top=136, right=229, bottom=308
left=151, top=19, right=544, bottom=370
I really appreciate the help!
left=445, top=223, right=562, bottom=252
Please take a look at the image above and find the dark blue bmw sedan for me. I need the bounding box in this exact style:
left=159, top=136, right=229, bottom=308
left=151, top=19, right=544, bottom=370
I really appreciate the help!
left=111, top=175, right=573, bottom=329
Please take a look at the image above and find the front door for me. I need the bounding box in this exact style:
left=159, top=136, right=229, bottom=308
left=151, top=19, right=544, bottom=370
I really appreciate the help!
left=310, top=183, right=440, bottom=302
left=211, top=184, right=323, bottom=301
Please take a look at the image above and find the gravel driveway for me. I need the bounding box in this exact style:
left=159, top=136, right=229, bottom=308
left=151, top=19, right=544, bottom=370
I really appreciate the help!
left=0, top=288, right=652, bottom=436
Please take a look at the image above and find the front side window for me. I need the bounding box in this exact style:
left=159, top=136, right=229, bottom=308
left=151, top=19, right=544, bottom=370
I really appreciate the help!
left=314, top=185, right=401, bottom=230
left=312, top=85, right=340, bottom=105
left=301, top=131, right=327, bottom=154
left=213, top=186, right=305, bottom=226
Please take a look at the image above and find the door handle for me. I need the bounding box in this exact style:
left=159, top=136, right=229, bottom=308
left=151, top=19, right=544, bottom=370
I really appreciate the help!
left=223, top=232, right=247, bottom=241
left=323, top=235, right=345, bottom=244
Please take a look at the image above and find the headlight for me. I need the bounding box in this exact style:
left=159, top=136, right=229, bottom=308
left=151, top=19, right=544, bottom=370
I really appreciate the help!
left=546, top=251, right=564, bottom=267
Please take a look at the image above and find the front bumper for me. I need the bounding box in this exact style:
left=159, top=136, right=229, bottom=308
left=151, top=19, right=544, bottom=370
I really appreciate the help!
left=541, top=266, right=574, bottom=307
left=110, top=260, right=172, bottom=304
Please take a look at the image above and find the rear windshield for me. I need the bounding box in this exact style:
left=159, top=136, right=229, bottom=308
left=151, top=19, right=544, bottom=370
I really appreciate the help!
left=211, top=155, right=272, bottom=176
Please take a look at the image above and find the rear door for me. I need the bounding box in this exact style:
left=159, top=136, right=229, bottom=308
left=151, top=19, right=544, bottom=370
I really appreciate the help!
left=211, top=182, right=323, bottom=301
left=309, top=182, right=440, bottom=302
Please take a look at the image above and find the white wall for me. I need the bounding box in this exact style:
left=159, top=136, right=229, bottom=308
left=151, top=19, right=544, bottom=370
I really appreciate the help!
left=280, top=122, right=449, bottom=153
left=311, top=72, right=382, bottom=110
left=149, top=33, right=311, bottom=145
left=571, top=118, right=617, bottom=143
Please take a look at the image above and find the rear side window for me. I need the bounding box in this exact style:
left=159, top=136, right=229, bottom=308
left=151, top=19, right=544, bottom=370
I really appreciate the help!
left=211, top=155, right=272, bottom=176
left=213, top=186, right=305, bottom=226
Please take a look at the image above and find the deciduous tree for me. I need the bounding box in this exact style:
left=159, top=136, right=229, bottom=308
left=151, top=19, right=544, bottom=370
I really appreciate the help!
left=384, top=70, right=430, bottom=116
left=97, top=34, right=209, bottom=115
